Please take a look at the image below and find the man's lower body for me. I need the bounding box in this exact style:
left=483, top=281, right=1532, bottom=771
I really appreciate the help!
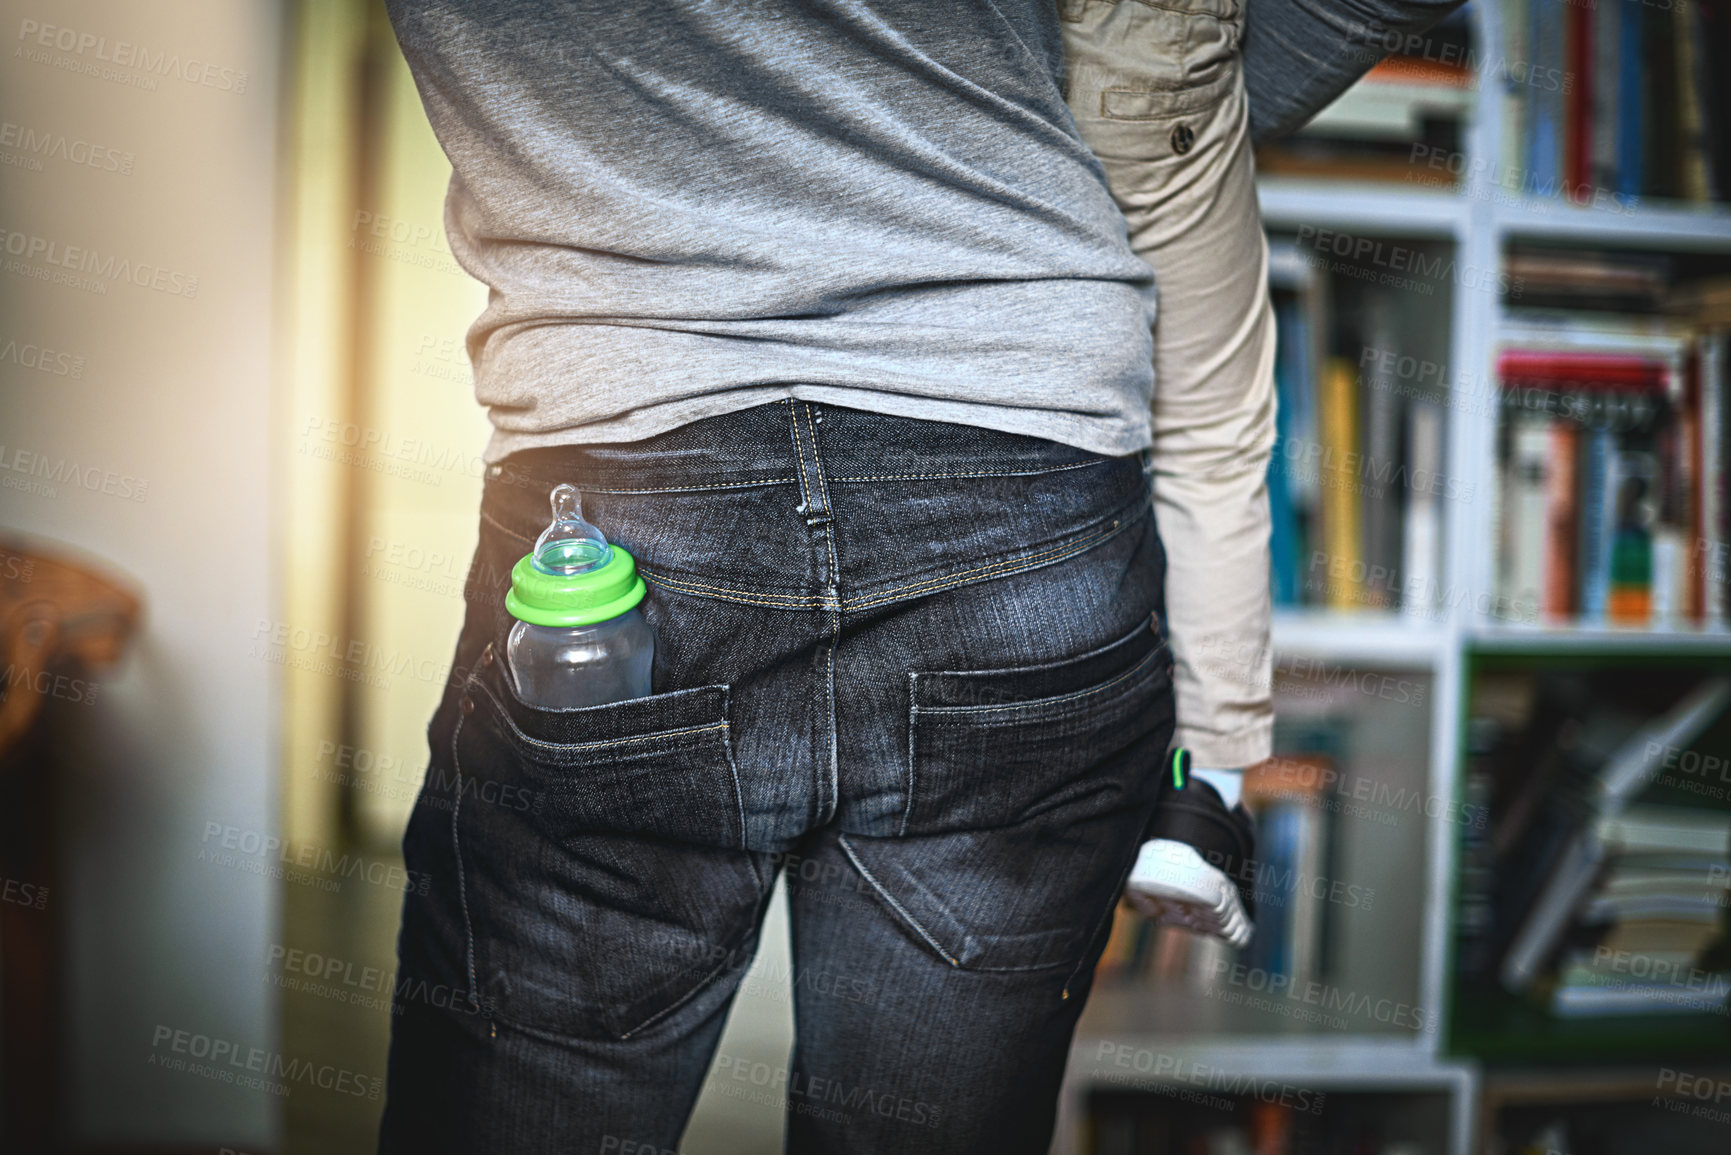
left=378, top=399, right=1176, bottom=1154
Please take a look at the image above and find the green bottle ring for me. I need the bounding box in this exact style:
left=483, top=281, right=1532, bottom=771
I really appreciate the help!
left=505, top=546, right=647, bottom=628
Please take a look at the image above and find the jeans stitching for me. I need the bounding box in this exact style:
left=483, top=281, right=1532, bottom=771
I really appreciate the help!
left=640, top=570, right=830, bottom=609
left=615, top=948, right=744, bottom=1041
left=824, top=459, right=1107, bottom=483
left=916, top=643, right=1162, bottom=717
left=803, top=403, right=842, bottom=826
left=571, top=478, right=798, bottom=495
left=473, top=675, right=730, bottom=754
left=645, top=516, right=1128, bottom=611
left=481, top=509, right=534, bottom=545
left=721, top=684, right=747, bottom=849
left=837, top=835, right=960, bottom=967
left=900, top=672, right=919, bottom=837
left=787, top=400, right=814, bottom=513
left=844, top=517, right=1125, bottom=610
left=450, top=679, right=482, bottom=1014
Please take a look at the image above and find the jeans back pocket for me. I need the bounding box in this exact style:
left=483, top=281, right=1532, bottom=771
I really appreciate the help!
left=838, top=615, right=1176, bottom=973
left=902, top=614, right=1172, bottom=836
left=446, top=655, right=765, bottom=1040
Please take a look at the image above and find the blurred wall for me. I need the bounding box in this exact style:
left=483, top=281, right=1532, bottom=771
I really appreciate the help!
left=0, top=0, right=285, bottom=1147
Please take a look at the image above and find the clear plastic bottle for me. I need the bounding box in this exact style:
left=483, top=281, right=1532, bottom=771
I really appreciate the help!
left=504, top=483, right=655, bottom=708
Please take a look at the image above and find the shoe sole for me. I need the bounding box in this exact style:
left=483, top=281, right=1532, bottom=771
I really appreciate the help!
left=1125, top=838, right=1253, bottom=949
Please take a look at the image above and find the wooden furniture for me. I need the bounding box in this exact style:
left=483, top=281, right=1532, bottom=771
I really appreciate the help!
left=0, top=538, right=139, bottom=1152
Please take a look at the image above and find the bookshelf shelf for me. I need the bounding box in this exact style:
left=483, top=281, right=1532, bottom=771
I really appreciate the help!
left=1449, top=986, right=1731, bottom=1065
left=1273, top=610, right=1450, bottom=666
left=1491, top=198, right=1731, bottom=250
left=1077, top=982, right=1432, bottom=1046
left=1464, top=624, right=1731, bottom=655
left=1067, top=1032, right=1469, bottom=1087
left=1256, top=177, right=1468, bottom=239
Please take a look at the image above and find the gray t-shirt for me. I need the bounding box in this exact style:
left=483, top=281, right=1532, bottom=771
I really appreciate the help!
left=385, top=1, right=1157, bottom=461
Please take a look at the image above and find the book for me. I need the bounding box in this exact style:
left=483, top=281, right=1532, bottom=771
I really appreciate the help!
left=1644, top=0, right=1680, bottom=202
left=1703, top=331, right=1728, bottom=625
left=1503, top=0, right=1532, bottom=193
left=1501, top=412, right=1551, bottom=623
left=1401, top=400, right=1443, bottom=619
left=1319, top=358, right=1362, bottom=610
left=1359, top=295, right=1403, bottom=610
left=1595, top=805, right=1731, bottom=856
left=1506, top=0, right=1731, bottom=206
left=1678, top=0, right=1714, bottom=202
left=1590, top=0, right=1621, bottom=197
left=1552, top=979, right=1730, bottom=1017
left=1493, top=319, right=1722, bottom=626
left=1615, top=0, right=1645, bottom=201
left=1498, top=680, right=1731, bottom=991
left=1544, top=422, right=1579, bottom=619
left=1578, top=423, right=1616, bottom=621
left=1528, top=0, right=1567, bottom=196
left=1565, top=0, right=1593, bottom=200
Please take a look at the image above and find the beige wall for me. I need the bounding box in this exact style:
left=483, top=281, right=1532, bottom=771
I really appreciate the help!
left=0, top=0, right=284, bottom=1146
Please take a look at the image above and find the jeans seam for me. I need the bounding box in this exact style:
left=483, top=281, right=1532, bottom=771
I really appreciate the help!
left=900, top=672, right=919, bottom=837
left=450, top=677, right=483, bottom=1015
left=569, top=478, right=798, bottom=495
left=615, top=948, right=743, bottom=1041
left=787, top=399, right=815, bottom=514
left=480, top=509, right=534, bottom=545
left=838, top=835, right=960, bottom=968
left=641, top=518, right=1128, bottom=612
left=844, top=513, right=1128, bottom=611
left=1062, top=841, right=1148, bottom=1000
left=721, top=684, right=748, bottom=850
left=917, top=644, right=1162, bottom=717
left=639, top=569, right=830, bottom=608
left=803, top=403, right=842, bottom=827
left=473, top=676, right=730, bottom=753
left=823, top=459, right=1107, bottom=483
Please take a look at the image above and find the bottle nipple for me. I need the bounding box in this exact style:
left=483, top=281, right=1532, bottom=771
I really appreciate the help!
left=530, top=483, right=613, bottom=575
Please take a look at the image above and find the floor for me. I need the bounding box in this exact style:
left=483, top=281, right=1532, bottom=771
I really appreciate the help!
left=280, top=854, right=797, bottom=1153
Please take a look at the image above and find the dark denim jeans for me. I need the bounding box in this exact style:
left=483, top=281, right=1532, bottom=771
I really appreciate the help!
left=379, top=400, right=1176, bottom=1154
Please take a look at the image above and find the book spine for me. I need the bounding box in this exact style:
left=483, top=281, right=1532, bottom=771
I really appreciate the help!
left=1579, top=424, right=1615, bottom=622
left=1320, top=359, right=1362, bottom=610
left=1705, top=332, right=1728, bottom=625
left=1678, top=0, right=1713, bottom=202
left=1545, top=422, right=1579, bottom=619
left=1616, top=0, right=1646, bottom=200
left=1360, top=300, right=1402, bottom=609
left=1530, top=0, right=1566, bottom=196
left=1566, top=0, right=1593, bottom=200
left=1504, top=413, right=1552, bottom=623
left=1504, top=0, right=1532, bottom=193
left=1402, top=400, right=1443, bottom=619
left=1592, top=0, right=1621, bottom=196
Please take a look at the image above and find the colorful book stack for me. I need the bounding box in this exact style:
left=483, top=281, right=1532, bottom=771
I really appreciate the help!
left=1548, top=805, right=1731, bottom=1017
left=1489, top=677, right=1731, bottom=1005
left=1505, top=0, right=1731, bottom=205
left=1266, top=244, right=1449, bottom=616
left=1495, top=319, right=1730, bottom=628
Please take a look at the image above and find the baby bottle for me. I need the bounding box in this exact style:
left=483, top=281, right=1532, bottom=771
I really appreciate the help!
left=504, top=483, right=654, bottom=708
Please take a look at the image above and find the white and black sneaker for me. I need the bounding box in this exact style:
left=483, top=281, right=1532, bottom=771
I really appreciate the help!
left=1125, top=748, right=1257, bottom=949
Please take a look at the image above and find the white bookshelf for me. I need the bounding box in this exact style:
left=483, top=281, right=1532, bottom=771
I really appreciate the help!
left=1056, top=3, right=1731, bottom=1152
